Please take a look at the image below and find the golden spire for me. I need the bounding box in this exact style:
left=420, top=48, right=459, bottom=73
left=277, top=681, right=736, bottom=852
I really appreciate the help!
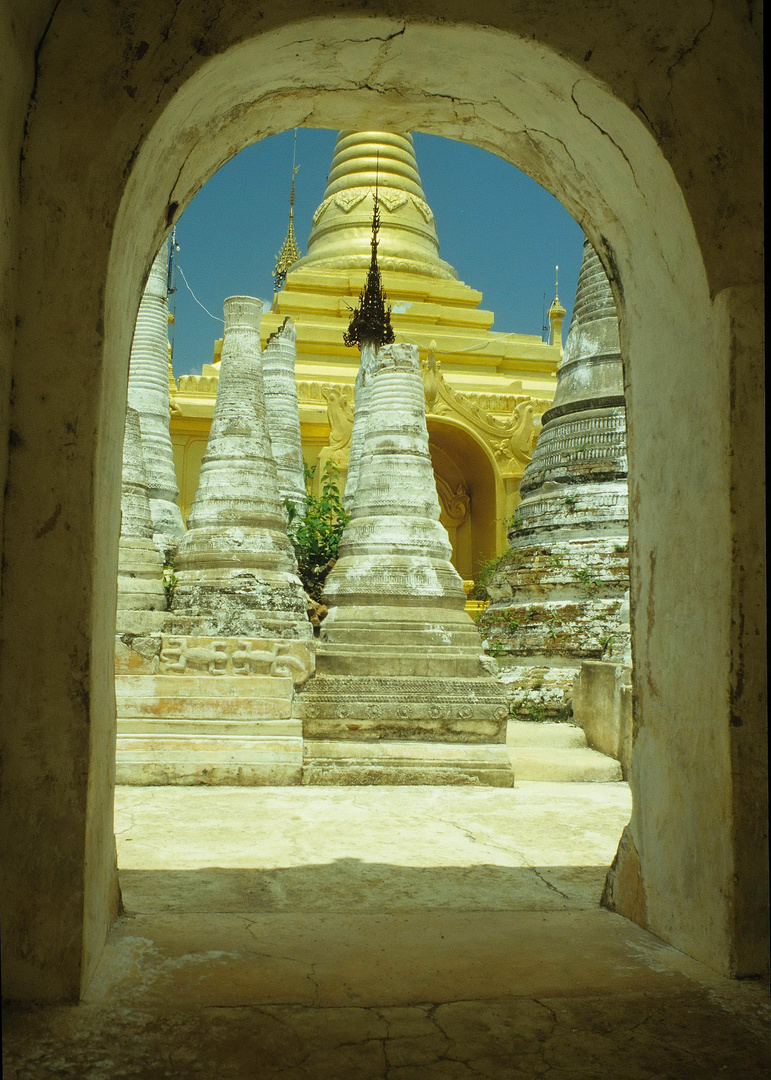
left=273, top=130, right=302, bottom=290
left=548, top=265, right=566, bottom=349
left=289, top=131, right=457, bottom=280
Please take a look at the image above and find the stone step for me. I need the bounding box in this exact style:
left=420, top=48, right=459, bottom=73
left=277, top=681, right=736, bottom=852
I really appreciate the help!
left=507, top=721, right=587, bottom=748
left=509, top=746, right=623, bottom=782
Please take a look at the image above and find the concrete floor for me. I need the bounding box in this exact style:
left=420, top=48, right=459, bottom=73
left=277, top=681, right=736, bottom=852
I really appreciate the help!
left=4, top=783, right=769, bottom=1078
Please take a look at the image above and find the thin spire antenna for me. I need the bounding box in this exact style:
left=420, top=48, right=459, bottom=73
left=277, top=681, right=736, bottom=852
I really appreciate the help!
left=168, top=228, right=180, bottom=362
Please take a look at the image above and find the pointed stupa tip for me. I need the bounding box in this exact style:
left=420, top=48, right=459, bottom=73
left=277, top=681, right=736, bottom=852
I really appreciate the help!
left=273, top=176, right=302, bottom=289
left=289, top=131, right=458, bottom=280
left=343, top=192, right=395, bottom=350
left=548, top=265, right=566, bottom=321
left=273, top=137, right=302, bottom=290
left=548, top=265, right=566, bottom=348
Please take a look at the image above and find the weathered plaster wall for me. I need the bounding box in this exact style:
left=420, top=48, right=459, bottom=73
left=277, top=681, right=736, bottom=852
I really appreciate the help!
left=0, top=3, right=56, bottom=594
left=0, top=1, right=764, bottom=1000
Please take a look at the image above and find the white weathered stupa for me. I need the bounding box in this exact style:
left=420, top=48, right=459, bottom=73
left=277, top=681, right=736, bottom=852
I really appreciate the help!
left=126, top=242, right=185, bottom=558
left=171, top=296, right=311, bottom=640
left=341, top=339, right=377, bottom=509
left=261, top=316, right=307, bottom=513
left=116, top=407, right=167, bottom=612
left=480, top=239, right=630, bottom=720
left=299, top=342, right=511, bottom=786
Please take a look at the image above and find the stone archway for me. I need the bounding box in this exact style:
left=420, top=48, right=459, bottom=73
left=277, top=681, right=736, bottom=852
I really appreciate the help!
left=0, top=4, right=763, bottom=1000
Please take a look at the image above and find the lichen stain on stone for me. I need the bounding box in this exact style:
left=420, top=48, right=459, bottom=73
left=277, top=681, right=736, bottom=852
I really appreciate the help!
left=33, top=502, right=62, bottom=539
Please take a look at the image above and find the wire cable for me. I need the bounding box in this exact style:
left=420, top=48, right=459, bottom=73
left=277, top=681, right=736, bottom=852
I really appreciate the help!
left=177, top=265, right=224, bottom=323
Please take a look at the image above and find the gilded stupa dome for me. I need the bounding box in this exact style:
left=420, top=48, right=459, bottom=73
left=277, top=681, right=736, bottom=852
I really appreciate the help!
left=289, top=131, right=458, bottom=280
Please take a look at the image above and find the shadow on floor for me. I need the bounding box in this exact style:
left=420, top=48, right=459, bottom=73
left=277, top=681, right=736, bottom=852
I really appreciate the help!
left=118, top=859, right=611, bottom=915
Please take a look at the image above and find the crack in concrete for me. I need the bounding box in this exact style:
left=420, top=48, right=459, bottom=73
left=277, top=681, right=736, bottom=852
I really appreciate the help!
left=166, top=144, right=196, bottom=220
left=570, top=80, right=641, bottom=194
left=526, top=127, right=579, bottom=175
left=371, top=807, right=577, bottom=902
left=633, top=102, right=663, bottom=142
left=666, top=1, right=715, bottom=105
left=19, top=0, right=64, bottom=187
left=160, top=0, right=184, bottom=44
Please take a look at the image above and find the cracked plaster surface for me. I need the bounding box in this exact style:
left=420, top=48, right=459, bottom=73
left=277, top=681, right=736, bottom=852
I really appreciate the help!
left=4, top=989, right=768, bottom=1078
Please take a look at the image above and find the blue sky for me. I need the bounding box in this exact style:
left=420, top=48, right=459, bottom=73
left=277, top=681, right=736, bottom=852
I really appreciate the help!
left=170, top=129, right=585, bottom=376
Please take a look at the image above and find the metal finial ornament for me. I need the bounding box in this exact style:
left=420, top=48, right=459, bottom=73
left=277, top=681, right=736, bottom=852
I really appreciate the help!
left=343, top=156, right=395, bottom=350
left=273, top=130, right=302, bottom=291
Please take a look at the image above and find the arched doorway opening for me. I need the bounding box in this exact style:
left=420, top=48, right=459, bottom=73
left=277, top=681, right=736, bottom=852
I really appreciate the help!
left=427, top=418, right=502, bottom=581
left=1, top=7, right=763, bottom=1002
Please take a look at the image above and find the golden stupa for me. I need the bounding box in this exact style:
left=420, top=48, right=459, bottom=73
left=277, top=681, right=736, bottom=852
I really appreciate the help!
left=170, top=131, right=564, bottom=582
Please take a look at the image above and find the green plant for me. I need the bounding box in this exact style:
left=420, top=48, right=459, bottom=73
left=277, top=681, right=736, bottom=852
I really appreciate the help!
left=469, top=554, right=505, bottom=600
left=486, top=640, right=504, bottom=657
left=521, top=702, right=546, bottom=723
left=563, top=494, right=577, bottom=511
left=162, top=559, right=177, bottom=605
left=285, top=461, right=351, bottom=602
left=599, top=635, right=614, bottom=657
left=577, top=567, right=600, bottom=590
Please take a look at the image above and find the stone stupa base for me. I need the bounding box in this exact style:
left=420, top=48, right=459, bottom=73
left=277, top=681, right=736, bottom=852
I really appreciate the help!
left=114, top=615, right=314, bottom=785
left=302, top=737, right=513, bottom=787
left=316, top=604, right=486, bottom=678
left=296, top=672, right=513, bottom=787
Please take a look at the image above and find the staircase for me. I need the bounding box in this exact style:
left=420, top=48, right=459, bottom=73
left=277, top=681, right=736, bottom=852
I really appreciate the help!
left=507, top=720, right=623, bottom=781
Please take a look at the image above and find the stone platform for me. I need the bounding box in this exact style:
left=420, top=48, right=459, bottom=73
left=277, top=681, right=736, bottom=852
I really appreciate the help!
left=115, top=631, right=314, bottom=785
left=297, top=673, right=512, bottom=786
left=507, top=720, right=622, bottom=782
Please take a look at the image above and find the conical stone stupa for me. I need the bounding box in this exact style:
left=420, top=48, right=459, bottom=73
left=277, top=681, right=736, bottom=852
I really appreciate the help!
left=341, top=339, right=377, bottom=510
left=117, top=407, right=167, bottom=612
left=298, top=342, right=511, bottom=787
left=171, top=296, right=311, bottom=640
left=261, top=317, right=307, bottom=513
left=127, top=241, right=185, bottom=558
left=479, top=239, right=630, bottom=719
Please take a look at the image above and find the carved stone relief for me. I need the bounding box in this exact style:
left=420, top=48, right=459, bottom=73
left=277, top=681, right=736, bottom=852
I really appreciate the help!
left=159, top=636, right=314, bottom=684
left=421, top=347, right=541, bottom=475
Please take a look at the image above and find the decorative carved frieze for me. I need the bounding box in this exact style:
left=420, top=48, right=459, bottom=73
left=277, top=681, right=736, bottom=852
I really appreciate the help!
left=312, top=186, right=426, bottom=225
left=435, top=475, right=470, bottom=525
left=159, top=635, right=314, bottom=684
left=421, top=347, right=539, bottom=475
left=297, top=380, right=353, bottom=404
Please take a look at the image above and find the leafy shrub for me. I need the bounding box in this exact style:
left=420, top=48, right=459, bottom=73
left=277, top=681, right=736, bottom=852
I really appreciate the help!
left=285, top=461, right=351, bottom=602
left=468, top=555, right=505, bottom=600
